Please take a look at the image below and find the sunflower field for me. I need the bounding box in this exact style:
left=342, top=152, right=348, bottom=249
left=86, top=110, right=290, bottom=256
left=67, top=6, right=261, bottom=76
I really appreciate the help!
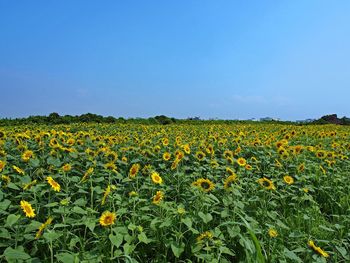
left=0, top=123, right=349, bottom=262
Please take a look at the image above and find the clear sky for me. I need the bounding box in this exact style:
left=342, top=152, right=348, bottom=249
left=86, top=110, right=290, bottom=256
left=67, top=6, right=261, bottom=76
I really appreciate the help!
left=1, top=1, right=349, bottom=120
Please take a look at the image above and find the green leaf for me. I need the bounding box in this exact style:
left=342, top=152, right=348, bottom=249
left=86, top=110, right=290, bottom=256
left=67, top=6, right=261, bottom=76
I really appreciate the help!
left=171, top=242, right=185, bottom=258
left=284, top=248, right=303, bottom=263
left=109, top=233, right=123, bottom=248
left=47, top=157, right=62, bottom=167
left=73, top=198, right=87, bottom=207
left=0, top=228, right=11, bottom=239
left=44, top=202, right=59, bottom=208
left=56, top=252, right=79, bottom=263
left=85, top=219, right=96, bottom=232
left=25, top=221, right=42, bottom=233
left=29, top=158, right=40, bottom=167
left=72, top=206, right=87, bottom=215
left=181, top=217, right=192, bottom=228
left=138, top=232, right=151, bottom=244
left=0, top=199, right=11, bottom=211
left=198, top=212, right=213, bottom=224
left=335, top=246, right=349, bottom=259
left=219, top=246, right=235, bottom=256
left=4, top=247, right=31, bottom=261
left=7, top=182, right=20, bottom=190
left=123, top=243, right=135, bottom=255
left=6, top=214, right=20, bottom=227
left=43, top=230, right=62, bottom=242
left=159, top=218, right=172, bottom=228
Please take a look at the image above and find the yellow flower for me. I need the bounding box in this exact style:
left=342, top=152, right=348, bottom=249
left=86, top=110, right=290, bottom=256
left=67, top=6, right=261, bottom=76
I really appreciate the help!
left=245, top=164, right=252, bottom=170
left=81, top=167, right=94, bottom=182
left=308, top=240, right=329, bottom=258
left=101, top=185, right=111, bottom=205
left=224, top=175, right=237, bottom=189
left=162, top=138, right=169, bottom=146
left=20, top=200, right=36, bottom=218
left=129, top=163, right=140, bottom=178
left=183, top=144, right=190, bottom=154
left=151, top=172, right=163, bottom=184
left=319, top=165, right=326, bottom=175
left=0, top=160, right=6, bottom=171
left=62, top=163, right=72, bottom=172
left=257, top=177, right=276, bottom=190
left=162, top=152, right=171, bottom=161
left=152, top=191, right=164, bottom=205
left=23, top=180, right=37, bottom=190
left=1, top=175, right=11, bottom=186
left=122, top=156, right=128, bottom=163
left=268, top=228, right=278, bottom=238
left=13, top=165, right=24, bottom=175
left=197, top=231, right=213, bottom=243
left=21, top=150, right=34, bottom=162
left=99, top=211, right=116, bottom=227
left=128, top=191, right=138, bottom=197
left=171, top=159, right=179, bottom=170
left=177, top=207, right=186, bottom=215
left=298, top=163, right=305, bottom=172
left=192, top=178, right=215, bottom=193
left=46, top=176, right=61, bottom=192
left=283, top=175, right=294, bottom=185
left=195, top=151, right=206, bottom=161
left=35, top=217, right=53, bottom=239
left=237, top=157, right=247, bottom=166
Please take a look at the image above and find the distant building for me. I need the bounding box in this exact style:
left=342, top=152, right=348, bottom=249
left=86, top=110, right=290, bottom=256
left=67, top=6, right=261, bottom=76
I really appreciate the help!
left=260, top=117, right=280, bottom=121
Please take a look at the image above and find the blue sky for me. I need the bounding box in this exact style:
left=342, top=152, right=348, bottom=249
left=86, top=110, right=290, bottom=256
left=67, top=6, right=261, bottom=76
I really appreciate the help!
left=1, top=1, right=349, bottom=120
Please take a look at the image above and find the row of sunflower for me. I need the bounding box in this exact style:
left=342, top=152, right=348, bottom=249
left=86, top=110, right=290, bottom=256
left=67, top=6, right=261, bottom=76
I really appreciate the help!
left=0, top=123, right=349, bottom=262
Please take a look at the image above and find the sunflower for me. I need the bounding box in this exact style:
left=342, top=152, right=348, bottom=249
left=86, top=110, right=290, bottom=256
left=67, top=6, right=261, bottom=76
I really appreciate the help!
left=21, top=150, right=34, bottom=162
left=0, top=160, right=5, bottom=171
left=171, top=159, right=179, bottom=170
left=46, top=176, right=61, bottom=192
left=162, top=138, right=169, bottom=146
left=151, top=172, right=163, bottom=184
left=297, top=163, right=305, bottom=172
left=197, top=231, right=213, bottom=243
left=237, top=157, right=247, bottom=167
left=162, top=152, right=171, bottom=161
left=99, top=211, right=116, bottom=227
left=175, top=150, right=185, bottom=160
left=23, top=180, right=37, bottom=190
left=35, top=217, right=53, bottom=239
left=105, top=151, right=118, bottom=163
left=20, top=200, right=36, bottom=218
left=81, top=167, right=94, bottom=182
left=152, top=191, right=164, bottom=205
left=226, top=167, right=236, bottom=176
left=268, top=228, right=278, bottom=238
left=224, top=175, right=237, bottom=189
left=210, top=160, right=219, bottom=168
left=1, top=175, right=10, bottom=186
left=62, top=163, right=72, bottom=172
left=316, top=150, right=326, bottom=159
left=129, top=163, right=140, bottom=178
left=308, top=240, right=329, bottom=258
left=192, top=178, right=215, bottom=193
left=122, top=156, right=128, bottom=163
left=101, top=185, right=112, bottom=205
left=13, top=165, right=24, bottom=175
left=183, top=144, right=191, bottom=154
left=283, top=175, right=294, bottom=185
left=196, top=151, right=205, bottom=161
left=223, top=150, right=233, bottom=159
left=105, top=162, right=117, bottom=172
left=257, top=177, right=276, bottom=190
left=245, top=164, right=252, bottom=170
